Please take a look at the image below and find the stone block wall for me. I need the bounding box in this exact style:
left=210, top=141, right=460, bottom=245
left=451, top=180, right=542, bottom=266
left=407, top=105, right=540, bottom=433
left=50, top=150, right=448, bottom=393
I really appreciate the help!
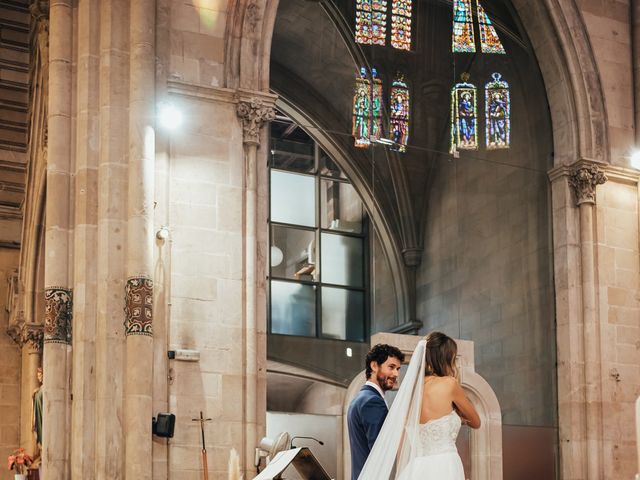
left=416, top=158, right=556, bottom=426
left=596, top=179, right=640, bottom=479
left=163, top=91, right=245, bottom=479
left=0, top=249, right=20, bottom=480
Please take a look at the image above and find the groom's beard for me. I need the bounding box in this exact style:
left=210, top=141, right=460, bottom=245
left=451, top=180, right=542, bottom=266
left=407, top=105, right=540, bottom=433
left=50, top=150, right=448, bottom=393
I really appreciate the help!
left=377, top=373, right=397, bottom=391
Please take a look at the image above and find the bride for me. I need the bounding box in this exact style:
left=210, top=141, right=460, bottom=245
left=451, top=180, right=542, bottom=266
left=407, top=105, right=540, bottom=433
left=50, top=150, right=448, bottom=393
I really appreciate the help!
left=357, top=332, right=481, bottom=480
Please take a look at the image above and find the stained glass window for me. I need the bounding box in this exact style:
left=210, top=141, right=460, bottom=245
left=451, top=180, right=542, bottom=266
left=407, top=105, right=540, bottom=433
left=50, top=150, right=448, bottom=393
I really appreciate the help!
left=450, top=74, right=478, bottom=152
left=355, top=0, right=373, bottom=45
left=353, top=67, right=371, bottom=148
left=389, top=75, right=410, bottom=152
left=391, top=0, right=412, bottom=50
left=485, top=73, right=510, bottom=149
left=356, top=0, right=387, bottom=46
left=477, top=0, right=506, bottom=54
left=452, top=0, right=475, bottom=53
left=371, top=68, right=383, bottom=143
left=371, top=0, right=387, bottom=45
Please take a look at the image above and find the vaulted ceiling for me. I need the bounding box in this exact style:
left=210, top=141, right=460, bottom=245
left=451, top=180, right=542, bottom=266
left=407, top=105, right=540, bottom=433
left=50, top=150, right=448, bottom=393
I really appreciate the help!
left=0, top=0, right=29, bottom=247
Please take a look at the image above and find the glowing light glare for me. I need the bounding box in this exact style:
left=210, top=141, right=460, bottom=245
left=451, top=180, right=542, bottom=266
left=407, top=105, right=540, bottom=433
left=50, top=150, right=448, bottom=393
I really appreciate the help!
left=346, top=348, right=353, bottom=358
left=630, top=150, right=640, bottom=170
left=158, top=104, right=183, bottom=130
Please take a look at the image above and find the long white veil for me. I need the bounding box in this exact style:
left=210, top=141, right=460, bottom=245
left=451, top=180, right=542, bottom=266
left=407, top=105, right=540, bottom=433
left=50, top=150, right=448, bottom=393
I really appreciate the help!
left=357, top=340, right=426, bottom=480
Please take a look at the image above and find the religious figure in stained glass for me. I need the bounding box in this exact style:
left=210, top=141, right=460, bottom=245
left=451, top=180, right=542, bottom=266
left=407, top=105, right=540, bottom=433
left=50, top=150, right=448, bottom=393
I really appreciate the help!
left=353, top=67, right=371, bottom=148
left=391, top=0, right=412, bottom=50
left=477, top=0, right=506, bottom=54
left=452, top=0, right=475, bottom=53
left=450, top=74, right=478, bottom=152
left=485, top=73, right=510, bottom=149
left=389, top=75, right=410, bottom=152
left=371, top=68, right=384, bottom=142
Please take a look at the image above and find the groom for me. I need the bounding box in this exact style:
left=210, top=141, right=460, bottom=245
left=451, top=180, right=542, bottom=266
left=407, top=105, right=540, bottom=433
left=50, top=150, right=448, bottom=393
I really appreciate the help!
left=347, top=344, right=404, bottom=480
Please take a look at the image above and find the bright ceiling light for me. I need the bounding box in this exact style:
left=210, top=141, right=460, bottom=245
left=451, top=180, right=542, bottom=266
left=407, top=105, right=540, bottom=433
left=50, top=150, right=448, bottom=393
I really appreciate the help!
left=158, top=103, right=183, bottom=130
left=630, top=149, right=640, bottom=170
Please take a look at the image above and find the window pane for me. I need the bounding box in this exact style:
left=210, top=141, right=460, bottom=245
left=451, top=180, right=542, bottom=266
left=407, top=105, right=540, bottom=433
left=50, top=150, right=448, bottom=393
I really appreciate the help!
left=270, top=170, right=316, bottom=227
left=271, top=225, right=317, bottom=281
left=321, top=233, right=364, bottom=287
left=270, top=281, right=316, bottom=337
left=270, top=120, right=315, bottom=173
left=321, top=287, right=365, bottom=341
left=319, top=151, right=346, bottom=178
left=321, top=179, right=364, bottom=233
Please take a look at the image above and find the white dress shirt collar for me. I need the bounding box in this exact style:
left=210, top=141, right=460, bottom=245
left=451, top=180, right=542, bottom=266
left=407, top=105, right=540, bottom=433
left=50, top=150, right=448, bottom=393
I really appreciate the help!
left=365, top=380, right=386, bottom=402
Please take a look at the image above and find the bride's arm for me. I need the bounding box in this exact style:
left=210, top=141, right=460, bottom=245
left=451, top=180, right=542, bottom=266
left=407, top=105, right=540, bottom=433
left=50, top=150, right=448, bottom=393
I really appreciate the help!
left=451, top=380, right=481, bottom=429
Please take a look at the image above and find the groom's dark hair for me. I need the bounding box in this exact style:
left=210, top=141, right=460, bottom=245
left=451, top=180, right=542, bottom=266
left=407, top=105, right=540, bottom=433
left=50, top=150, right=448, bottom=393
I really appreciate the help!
left=365, top=344, right=405, bottom=379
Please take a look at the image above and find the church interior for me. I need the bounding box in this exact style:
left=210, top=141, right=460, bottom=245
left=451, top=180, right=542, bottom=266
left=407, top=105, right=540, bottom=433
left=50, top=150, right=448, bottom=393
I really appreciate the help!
left=0, top=0, right=638, bottom=479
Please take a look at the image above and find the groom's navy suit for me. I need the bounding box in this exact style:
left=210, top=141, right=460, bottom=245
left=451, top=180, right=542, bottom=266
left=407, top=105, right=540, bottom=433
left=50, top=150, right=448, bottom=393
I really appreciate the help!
left=347, top=384, right=388, bottom=480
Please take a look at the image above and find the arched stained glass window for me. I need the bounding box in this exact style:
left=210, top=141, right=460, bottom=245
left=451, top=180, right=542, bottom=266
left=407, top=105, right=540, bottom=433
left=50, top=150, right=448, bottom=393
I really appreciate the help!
left=391, top=0, right=412, bottom=50
left=477, top=0, right=506, bottom=54
left=353, top=67, right=371, bottom=148
left=450, top=74, right=478, bottom=152
left=452, top=0, right=475, bottom=53
left=389, top=75, right=410, bottom=152
left=356, top=0, right=387, bottom=46
left=371, top=68, right=384, bottom=142
left=485, top=73, right=510, bottom=149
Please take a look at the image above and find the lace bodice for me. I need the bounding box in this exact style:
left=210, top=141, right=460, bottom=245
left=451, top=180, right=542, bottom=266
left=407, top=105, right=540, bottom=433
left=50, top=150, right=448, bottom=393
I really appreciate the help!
left=417, top=410, right=461, bottom=456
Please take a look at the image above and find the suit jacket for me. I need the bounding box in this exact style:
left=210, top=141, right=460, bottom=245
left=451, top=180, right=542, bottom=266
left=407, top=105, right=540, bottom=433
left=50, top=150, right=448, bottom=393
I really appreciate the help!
left=347, top=385, right=388, bottom=480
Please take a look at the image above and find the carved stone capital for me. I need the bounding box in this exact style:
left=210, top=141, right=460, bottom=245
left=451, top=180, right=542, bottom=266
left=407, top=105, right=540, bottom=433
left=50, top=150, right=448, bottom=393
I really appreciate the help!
left=6, top=322, right=44, bottom=352
left=569, top=164, right=607, bottom=205
left=236, top=98, right=276, bottom=146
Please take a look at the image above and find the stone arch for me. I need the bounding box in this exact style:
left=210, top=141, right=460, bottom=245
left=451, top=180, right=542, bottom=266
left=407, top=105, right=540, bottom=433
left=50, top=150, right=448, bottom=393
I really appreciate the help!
left=341, top=333, right=503, bottom=480
left=510, top=0, right=609, bottom=164
left=225, top=0, right=610, bottom=166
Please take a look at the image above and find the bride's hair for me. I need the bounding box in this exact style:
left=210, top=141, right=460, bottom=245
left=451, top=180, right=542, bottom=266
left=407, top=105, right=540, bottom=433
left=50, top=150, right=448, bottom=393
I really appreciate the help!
left=424, top=331, right=458, bottom=377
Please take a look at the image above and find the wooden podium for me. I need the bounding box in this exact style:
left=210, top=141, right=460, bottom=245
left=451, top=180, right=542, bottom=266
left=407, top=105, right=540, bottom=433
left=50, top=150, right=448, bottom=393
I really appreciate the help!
left=252, top=447, right=332, bottom=480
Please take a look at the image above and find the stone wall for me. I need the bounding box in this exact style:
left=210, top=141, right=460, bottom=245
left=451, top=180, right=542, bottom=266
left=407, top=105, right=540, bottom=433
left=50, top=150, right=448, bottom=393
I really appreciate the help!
left=416, top=157, right=556, bottom=426
left=596, top=179, right=640, bottom=479
left=162, top=90, right=245, bottom=479
left=0, top=248, right=21, bottom=480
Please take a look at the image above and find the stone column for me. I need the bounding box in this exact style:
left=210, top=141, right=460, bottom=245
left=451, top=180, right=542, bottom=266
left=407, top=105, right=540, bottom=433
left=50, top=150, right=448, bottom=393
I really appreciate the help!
left=125, top=0, right=155, bottom=478
left=9, top=323, right=43, bottom=457
left=568, top=163, right=607, bottom=480
left=632, top=0, right=640, bottom=144
left=236, top=96, right=275, bottom=475
left=42, top=0, right=73, bottom=477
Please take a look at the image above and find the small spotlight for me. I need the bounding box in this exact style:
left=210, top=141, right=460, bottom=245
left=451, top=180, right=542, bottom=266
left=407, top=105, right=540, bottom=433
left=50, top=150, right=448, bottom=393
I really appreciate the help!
left=346, top=347, right=353, bottom=358
left=158, top=103, right=182, bottom=130
left=630, top=150, right=640, bottom=170
left=156, top=226, right=170, bottom=240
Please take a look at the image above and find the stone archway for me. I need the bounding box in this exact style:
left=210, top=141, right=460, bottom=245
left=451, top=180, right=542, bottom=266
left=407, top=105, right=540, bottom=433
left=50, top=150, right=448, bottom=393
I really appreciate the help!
left=224, top=1, right=611, bottom=477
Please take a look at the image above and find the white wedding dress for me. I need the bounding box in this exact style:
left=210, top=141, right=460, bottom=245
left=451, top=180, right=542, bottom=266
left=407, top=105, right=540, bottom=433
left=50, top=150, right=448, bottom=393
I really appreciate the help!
left=357, top=340, right=466, bottom=480
left=396, top=410, right=465, bottom=480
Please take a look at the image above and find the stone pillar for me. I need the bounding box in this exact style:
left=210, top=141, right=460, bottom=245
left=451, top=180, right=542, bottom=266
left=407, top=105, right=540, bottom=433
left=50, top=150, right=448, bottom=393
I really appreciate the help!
left=568, top=163, right=607, bottom=480
left=9, top=323, right=43, bottom=457
left=632, top=0, right=640, bottom=144
left=236, top=95, right=275, bottom=475
left=125, top=0, right=155, bottom=478
left=42, top=0, right=73, bottom=476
